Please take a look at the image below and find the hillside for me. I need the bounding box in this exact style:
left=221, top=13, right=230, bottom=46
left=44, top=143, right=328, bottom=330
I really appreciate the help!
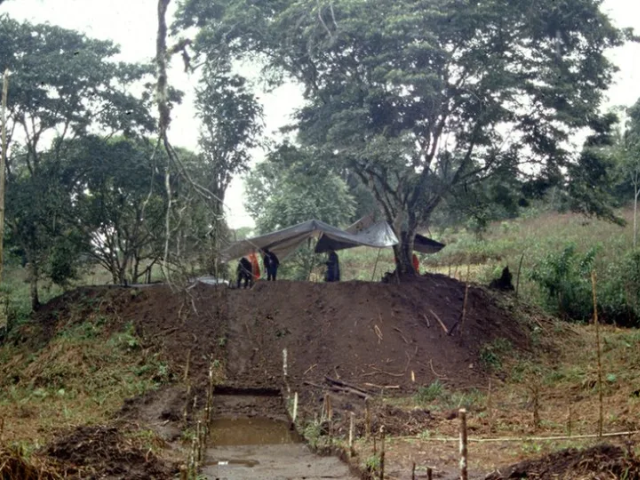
left=1, top=264, right=640, bottom=478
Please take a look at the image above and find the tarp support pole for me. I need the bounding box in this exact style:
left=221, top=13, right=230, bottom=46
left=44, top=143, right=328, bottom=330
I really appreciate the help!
left=371, top=248, right=382, bottom=282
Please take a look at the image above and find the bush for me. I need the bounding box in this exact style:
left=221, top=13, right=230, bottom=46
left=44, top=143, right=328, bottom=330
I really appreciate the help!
left=529, top=244, right=599, bottom=321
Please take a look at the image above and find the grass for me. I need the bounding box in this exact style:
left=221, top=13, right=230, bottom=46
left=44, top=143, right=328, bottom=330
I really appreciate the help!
left=0, top=310, right=170, bottom=447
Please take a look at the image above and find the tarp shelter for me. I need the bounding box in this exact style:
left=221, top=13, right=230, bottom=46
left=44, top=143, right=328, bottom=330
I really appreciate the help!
left=221, top=219, right=399, bottom=262
left=413, top=233, right=446, bottom=254
left=318, top=214, right=446, bottom=255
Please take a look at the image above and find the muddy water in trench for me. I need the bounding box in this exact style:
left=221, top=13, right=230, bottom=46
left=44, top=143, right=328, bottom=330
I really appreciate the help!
left=202, top=395, right=356, bottom=480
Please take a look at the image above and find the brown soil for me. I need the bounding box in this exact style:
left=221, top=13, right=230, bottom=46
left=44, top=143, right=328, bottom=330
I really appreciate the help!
left=45, top=425, right=177, bottom=479
left=17, top=273, right=542, bottom=478
left=485, top=443, right=640, bottom=479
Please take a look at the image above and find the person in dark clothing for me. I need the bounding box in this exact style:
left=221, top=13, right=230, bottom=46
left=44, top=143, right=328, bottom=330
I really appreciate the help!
left=263, top=248, right=280, bottom=281
left=236, top=257, right=253, bottom=289
left=325, top=250, right=340, bottom=282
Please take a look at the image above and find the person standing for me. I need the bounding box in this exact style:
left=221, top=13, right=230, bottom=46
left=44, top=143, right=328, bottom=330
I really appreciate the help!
left=263, top=248, right=280, bottom=281
left=325, top=250, right=341, bottom=282
left=236, top=257, right=253, bottom=289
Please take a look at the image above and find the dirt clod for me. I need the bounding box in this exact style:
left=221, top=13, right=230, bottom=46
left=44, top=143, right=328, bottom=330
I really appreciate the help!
left=486, top=444, right=640, bottom=479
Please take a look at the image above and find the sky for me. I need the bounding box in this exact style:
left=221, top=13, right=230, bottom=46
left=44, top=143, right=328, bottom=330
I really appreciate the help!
left=2, top=0, right=640, bottom=229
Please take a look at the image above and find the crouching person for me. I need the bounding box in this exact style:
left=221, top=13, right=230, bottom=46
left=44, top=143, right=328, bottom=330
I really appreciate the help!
left=236, top=257, right=253, bottom=289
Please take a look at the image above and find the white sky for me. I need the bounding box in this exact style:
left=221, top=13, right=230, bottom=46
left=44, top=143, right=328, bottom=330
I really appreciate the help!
left=2, top=0, right=639, bottom=229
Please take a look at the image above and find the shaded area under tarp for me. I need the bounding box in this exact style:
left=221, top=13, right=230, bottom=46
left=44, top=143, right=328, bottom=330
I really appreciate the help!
left=314, top=220, right=398, bottom=253
left=221, top=219, right=399, bottom=262
left=413, top=233, right=446, bottom=254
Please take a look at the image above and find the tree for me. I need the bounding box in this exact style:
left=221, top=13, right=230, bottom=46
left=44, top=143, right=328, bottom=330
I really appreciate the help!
left=0, top=15, right=154, bottom=308
left=245, top=143, right=355, bottom=278
left=618, top=99, right=640, bottom=247
left=195, top=59, right=263, bottom=271
left=245, top=143, right=356, bottom=232
left=62, top=136, right=169, bottom=285
left=176, top=0, right=631, bottom=273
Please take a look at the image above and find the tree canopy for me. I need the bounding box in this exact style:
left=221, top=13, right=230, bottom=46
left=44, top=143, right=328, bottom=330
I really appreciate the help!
left=176, top=0, right=632, bottom=272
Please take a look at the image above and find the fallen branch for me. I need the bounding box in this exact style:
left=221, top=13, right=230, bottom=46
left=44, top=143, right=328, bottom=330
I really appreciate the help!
left=421, top=313, right=431, bottom=328
left=303, top=381, right=325, bottom=389
left=374, top=324, right=383, bottom=342
left=364, top=383, right=400, bottom=389
left=429, top=359, right=446, bottom=378
left=429, top=309, right=449, bottom=335
left=325, top=376, right=371, bottom=397
left=393, top=327, right=410, bottom=344
left=304, top=364, right=318, bottom=376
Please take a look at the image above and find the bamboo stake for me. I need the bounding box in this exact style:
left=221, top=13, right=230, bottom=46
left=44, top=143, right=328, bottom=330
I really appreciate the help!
left=380, top=425, right=386, bottom=480
left=349, top=411, right=355, bottom=451
left=365, top=398, right=371, bottom=439
left=459, top=409, right=468, bottom=480
left=592, top=271, right=604, bottom=438
left=567, top=404, right=573, bottom=436
left=292, top=392, right=299, bottom=423
left=515, top=253, right=525, bottom=300
left=327, top=394, right=333, bottom=441
left=184, top=349, right=191, bottom=381
left=459, top=275, right=470, bottom=335
left=487, top=378, right=494, bottom=432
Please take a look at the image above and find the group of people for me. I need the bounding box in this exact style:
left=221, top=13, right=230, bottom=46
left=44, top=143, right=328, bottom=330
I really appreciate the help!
left=236, top=249, right=341, bottom=288
left=236, top=248, right=280, bottom=288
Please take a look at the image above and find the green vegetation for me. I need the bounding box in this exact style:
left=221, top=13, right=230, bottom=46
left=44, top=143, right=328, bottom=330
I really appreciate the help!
left=0, top=311, right=168, bottom=445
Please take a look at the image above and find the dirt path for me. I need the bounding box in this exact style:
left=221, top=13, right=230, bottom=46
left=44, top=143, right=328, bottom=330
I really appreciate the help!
left=202, top=444, right=356, bottom=479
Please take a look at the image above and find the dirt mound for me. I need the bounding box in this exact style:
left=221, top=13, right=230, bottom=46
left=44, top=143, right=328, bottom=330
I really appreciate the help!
left=222, top=274, right=532, bottom=390
left=22, top=274, right=538, bottom=446
left=30, top=274, right=536, bottom=394
left=486, top=444, right=640, bottom=479
left=45, top=425, right=177, bottom=479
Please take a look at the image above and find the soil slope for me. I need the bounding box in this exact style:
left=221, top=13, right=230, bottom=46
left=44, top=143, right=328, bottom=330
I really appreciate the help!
left=35, top=274, right=534, bottom=393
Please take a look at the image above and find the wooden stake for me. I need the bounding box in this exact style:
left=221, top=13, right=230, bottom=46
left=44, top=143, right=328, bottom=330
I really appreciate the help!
left=532, top=382, right=540, bottom=433
left=380, top=425, right=386, bottom=480
left=411, top=462, right=416, bottom=480
left=515, top=253, right=525, bottom=300
left=459, top=278, right=470, bottom=335
left=427, top=467, right=433, bottom=480
left=349, top=411, right=355, bottom=451
left=567, top=404, right=573, bottom=436
left=459, top=408, right=468, bottom=480
left=183, top=349, right=191, bottom=382
left=365, top=398, right=371, bottom=439
left=592, top=271, right=604, bottom=438
left=292, top=392, right=299, bottom=423
left=487, top=378, right=494, bottom=432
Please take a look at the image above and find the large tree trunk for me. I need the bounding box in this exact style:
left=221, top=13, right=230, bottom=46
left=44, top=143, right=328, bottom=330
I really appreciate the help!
left=393, top=228, right=417, bottom=275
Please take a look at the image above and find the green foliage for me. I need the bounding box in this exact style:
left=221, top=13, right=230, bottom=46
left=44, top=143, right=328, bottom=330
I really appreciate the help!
left=245, top=143, right=356, bottom=279
left=480, top=338, right=513, bottom=372
left=178, top=0, right=630, bottom=272
left=529, top=244, right=599, bottom=321
left=365, top=454, right=381, bottom=472
left=415, top=380, right=446, bottom=405
left=0, top=15, right=154, bottom=307
left=302, top=419, right=323, bottom=448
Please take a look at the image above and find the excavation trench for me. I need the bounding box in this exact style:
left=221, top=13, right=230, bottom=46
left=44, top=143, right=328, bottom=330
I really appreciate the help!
left=202, top=391, right=356, bottom=480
